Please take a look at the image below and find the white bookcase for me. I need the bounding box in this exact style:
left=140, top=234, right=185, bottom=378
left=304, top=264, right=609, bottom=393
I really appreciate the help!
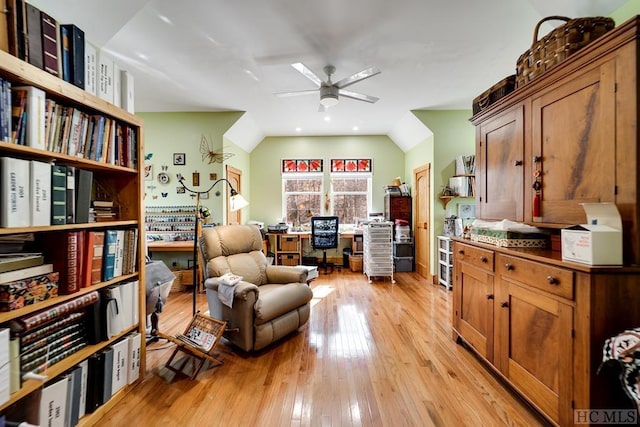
left=437, top=236, right=453, bottom=289
left=363, top=222, right=395, bottom=283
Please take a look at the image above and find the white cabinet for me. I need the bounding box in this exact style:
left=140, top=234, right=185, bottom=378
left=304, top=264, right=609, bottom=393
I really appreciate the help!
left=437, top=236, right=453, bottom=289
left=364, top=222, right=395, bottom=283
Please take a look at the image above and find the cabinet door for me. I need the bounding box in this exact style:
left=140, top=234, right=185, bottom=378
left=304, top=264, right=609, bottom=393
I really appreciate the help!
left=385, top=195, right=412, bottom=224
left=454, top=261, right=494, bottom=362
left=477, top=104, right=525, bottom=221
left=496, top=280, right=573, bottom=425
left=531, top=60, right=615, bottom=224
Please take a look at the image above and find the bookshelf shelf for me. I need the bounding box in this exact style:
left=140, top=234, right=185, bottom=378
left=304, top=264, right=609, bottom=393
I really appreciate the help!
left=0, top=43, right=145, bottom=425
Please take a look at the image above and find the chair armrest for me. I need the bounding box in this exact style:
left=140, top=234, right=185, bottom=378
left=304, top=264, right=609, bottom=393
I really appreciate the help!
left=265, top=265, right=308, bottom=284
left=203, top=278, right=259, bottom=300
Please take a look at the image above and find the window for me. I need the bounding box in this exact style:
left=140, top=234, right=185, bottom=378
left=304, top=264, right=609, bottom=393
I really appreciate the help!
left=282, top=174, right=322, bottom=226
left=331, top=173, right=371, bottom=224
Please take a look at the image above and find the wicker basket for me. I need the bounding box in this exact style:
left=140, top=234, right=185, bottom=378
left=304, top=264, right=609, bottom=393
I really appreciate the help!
left=472, top=75, right=516, bottom=115
left=170, top=270, right=186, bottom=292
left=516, top=16, right=614, bottom=88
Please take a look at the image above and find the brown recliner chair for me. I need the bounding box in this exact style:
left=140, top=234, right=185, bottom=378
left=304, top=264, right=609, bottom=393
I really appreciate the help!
left=199, top=224, right=313, bottom=352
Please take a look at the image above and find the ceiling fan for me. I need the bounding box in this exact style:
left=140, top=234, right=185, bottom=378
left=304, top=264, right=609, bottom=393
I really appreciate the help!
left=276, top=63, right=381, bottom=111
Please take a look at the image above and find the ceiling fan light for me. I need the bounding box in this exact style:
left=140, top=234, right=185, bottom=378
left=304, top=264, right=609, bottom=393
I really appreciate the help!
left=320, top=94, right=338, bottom=107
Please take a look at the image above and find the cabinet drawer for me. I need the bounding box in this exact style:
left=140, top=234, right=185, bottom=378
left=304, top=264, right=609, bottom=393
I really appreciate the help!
left=278, top=235, right=299, bottom=251
left=497, top=255, right=574, bottom=300
left=453, top=242, right=494, bottom=272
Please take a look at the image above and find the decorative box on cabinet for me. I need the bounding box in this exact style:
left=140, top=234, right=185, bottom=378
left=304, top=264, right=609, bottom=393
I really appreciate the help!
left=471, top=16, right=640, bottom=265
left=437, top=236, right=452, bottom=289
left=452, top=239, right=640, bottom=426
left=0, top=48, right=145, bottom=423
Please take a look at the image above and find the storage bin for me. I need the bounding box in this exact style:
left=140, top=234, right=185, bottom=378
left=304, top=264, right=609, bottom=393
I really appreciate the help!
left=394, top=256, right=413, bottom=272
left=279, top=235, right=299, bottom=252
left=349, top=254, right=363, bottom=272
left=279, top=254, right=300, bottom=266
left=393, top=242, right=413, bottom=257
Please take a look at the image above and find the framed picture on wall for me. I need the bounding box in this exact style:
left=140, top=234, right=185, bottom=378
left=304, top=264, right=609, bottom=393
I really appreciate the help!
left=173, top=153, right=186, bottom=165
left=458, top=203, right=476, bottom=219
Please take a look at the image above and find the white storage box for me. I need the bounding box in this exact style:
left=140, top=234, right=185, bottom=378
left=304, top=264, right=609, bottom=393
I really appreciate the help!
left=561, top=203, right=622, bottom=265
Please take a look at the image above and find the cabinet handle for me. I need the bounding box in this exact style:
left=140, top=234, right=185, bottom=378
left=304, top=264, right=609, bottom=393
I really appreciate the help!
left=486, top=294, right=494, bottom=300
left=504, top=263, right=513, bottom=271
left=480, top=256, right=488, bottom=263
left=514, top=160, right=523, bottom=166
left=501, top=302, right=509, bottom=308
left=547, top=276, right=558, bottom=285
left=533, top=155, right=542, bottom=163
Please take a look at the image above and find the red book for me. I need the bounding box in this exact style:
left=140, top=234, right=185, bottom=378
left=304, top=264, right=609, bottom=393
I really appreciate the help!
left=42, top=230, right=85, bottom=294
left=88, top=231, right=105, bottom=285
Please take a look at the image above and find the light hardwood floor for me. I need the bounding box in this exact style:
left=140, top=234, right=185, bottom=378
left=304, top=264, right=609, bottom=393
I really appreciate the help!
left=100, top=271, right=549, bottom=426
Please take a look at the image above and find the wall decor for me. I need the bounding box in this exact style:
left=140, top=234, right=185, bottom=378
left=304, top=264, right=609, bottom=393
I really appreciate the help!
left=157, top=172, right=170, bottom=184
left=177, top=187, right=186, bottom=194
left=144, top=164, right=154, bottom=181
left=282, top=159, right=323, bottom=173
left=209, top=173, right=217, bottom=181
left=331, top=158, right=372, bottom=172
left=200, top=134, right=234, bottom=164
left=192, top=171, right=200, bottom=186
left=173, top=153, right=186, bottom=165
left=458, top=203, right=476, bottom=219
left=199, top=192, right=209, bottom=200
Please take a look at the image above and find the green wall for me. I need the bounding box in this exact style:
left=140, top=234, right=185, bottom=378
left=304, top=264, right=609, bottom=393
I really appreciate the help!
left=612, top=1, right=640, bottom=24
left=139, top=111, right=244, bottom=225
left=250, top=135, right=405, bottom=225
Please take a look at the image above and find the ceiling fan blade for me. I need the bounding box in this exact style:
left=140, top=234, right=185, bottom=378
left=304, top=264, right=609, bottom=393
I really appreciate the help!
left=335, top=67, right=381, bottom=89
left=338, top=89, right=379, bottom=103
left=291, top=63, right=323, bottom=87
left=275, top=89, right=318, bottom=97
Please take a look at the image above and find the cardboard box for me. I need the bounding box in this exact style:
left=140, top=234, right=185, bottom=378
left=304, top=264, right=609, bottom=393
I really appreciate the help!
left=561, top=203, right=622, bottom=265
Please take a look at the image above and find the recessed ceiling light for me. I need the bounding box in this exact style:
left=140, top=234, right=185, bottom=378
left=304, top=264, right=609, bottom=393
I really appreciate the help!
left=324, top=116, right=331, bottom=122
left=243, top=69, right=259, bottom=81
left=158, top=15, right=173, bottom=25
left=295, top=127, right=302, bottom=132
left=352, top=126, right=359, bottom=131
left=137, top=52, right=148, bottom=60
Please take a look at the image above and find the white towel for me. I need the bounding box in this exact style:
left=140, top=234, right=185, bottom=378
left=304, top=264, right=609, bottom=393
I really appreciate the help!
left=217, top=273, right=242, bottom=308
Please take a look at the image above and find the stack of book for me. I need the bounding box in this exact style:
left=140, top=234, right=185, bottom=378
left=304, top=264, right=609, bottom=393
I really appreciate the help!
left=91, top=201, right=115, bottom=222
left=0, top=253, right=59, bottom=312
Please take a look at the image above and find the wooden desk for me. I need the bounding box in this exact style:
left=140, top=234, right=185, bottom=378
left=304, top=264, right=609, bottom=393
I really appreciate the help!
left=147, top=240, right=201, bottom=290
left=266, top=232, right=363, bottom=265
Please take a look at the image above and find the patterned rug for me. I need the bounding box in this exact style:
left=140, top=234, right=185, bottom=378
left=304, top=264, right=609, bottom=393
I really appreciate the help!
left=601, top=328, right=640, bottom=410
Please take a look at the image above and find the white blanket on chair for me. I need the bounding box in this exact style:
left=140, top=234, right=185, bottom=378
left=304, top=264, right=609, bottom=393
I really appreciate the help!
left=217, top=273, right=242, bottom=308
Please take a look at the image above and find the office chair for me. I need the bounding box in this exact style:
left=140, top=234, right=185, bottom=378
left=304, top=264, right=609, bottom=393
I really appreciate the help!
left=311, top=216, right=339, bottom=274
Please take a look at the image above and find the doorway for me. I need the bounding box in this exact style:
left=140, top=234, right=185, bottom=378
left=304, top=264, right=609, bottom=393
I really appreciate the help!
left=413, top=164, right=431, bottom=281
left=226, top=165, right=242, bottom=225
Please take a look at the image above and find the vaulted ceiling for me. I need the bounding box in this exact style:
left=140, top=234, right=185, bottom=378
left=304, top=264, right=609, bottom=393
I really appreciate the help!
left=29, top=0, right=627, bottom=151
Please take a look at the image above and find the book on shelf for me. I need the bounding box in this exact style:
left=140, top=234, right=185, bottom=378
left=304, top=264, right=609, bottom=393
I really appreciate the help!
left=100, top=285, right=124, bottom=339
left=97, top=50, right=114, bottom=103
left=40, top=230, right=84, bottom=295
left=454, top=154, right=476, bottom=175
left=84, top=40, right=97, bottom=96
left=77, top=359, right=88, bottom=419
left=40, top=11, right=59, bottom=77
left=126, top=331, right=141, bottom=384
left=6, top=0, right=27, bottom=61
left=64, top=365, right=83, bottom=427
left=75, top=168, right=93, bottom=224
left=0, top=271, right=59, bottom=312
left=110, top=338, right=129, bottom=396
left=60, top=24, right=84, bottom=89
left=12, top=290, right=98, bottom=332
left=1, top=78, right=11, bottom=143
left=0, top=156, right=30, bottom=228
left=113, top=229, right=125, bottom=277
left=9, top=81, right=25, bottom=144
left=0, top=328, right=9, bottom=405
left=121, top=68, right=135, bottom=113
left=86, top=230, right=105, bottom=286
left=85, top=351, right=105, bottom=414
left=65, top=165, right=76, bottom=224
left=50, top=164, right=67, bottom=225
left=102, top=229, right=117, bottom=281
left=13, top=85, right=46, bottom=150
left=112, top=62, right=121, bottom=107
left=101, top=346, right=114, bottom=405
left=59, top=24, right=71, bottom=84
left=9, top=335, right=20, bottom=394
left=0, top=263, right=52, bottom=283
left=38, top=376, right=68, bottom=427
left=0, top=0, right=9, bottom=52
left=29, top=160, right=51, bottom=226
left=24, top=2, right=43, bottom=69
left=0, top=253, right=44, bottom=273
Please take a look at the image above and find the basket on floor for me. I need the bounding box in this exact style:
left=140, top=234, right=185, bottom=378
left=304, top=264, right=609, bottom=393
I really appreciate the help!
left=170, top=270, right=186, bottom=292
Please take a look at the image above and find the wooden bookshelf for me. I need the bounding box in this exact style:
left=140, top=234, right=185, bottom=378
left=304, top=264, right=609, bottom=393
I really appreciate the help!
left=0, top=45, right=145, bottom=425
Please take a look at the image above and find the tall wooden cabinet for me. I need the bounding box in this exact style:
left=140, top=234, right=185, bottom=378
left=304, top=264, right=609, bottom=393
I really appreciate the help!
left=472, top=16, right=640, bottom=265
left=0, top=49, right=145, bottom=424
left=384, top=195, right=412, bottom=226
left=459, top=15, right=640, bottom=426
